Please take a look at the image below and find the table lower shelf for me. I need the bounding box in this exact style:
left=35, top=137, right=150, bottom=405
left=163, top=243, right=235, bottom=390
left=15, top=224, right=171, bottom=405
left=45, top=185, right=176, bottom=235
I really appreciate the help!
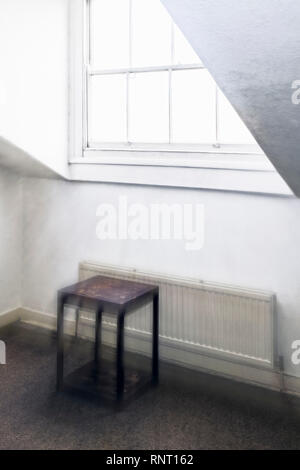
left=63, top=356, right=152, bottom=402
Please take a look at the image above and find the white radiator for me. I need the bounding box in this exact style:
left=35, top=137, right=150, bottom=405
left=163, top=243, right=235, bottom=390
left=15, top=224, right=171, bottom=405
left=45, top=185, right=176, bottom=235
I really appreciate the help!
left=79, top=261, right=277, bottom=369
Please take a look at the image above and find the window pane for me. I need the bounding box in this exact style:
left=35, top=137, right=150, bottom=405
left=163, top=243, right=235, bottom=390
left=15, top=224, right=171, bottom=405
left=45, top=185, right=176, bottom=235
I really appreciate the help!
left=173, top=24, right=200, bottom=65
left=218, top=89, right=256, bottom=144
left=129, top=72, right=169, bottom=143
left=88, top=74, right=127, bottom=143
left=172, top=69, right=216, bottom=143
left=90, top=0, right=130, bottom=69
left=131, top=0, right=172, bottom=67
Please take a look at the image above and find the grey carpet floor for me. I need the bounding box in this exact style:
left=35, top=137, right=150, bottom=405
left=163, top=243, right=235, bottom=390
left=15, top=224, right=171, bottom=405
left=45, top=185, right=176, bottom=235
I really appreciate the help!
left=1, top=322, right=300, bottom=450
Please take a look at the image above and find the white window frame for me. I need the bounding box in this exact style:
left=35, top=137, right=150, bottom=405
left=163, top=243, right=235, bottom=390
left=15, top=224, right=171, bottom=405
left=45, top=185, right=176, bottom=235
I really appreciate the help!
left=68, top=1, right=290, bottom=195
left=83, top=0, right=252, bottom=153
left=71, top=0, right=263, bottom=158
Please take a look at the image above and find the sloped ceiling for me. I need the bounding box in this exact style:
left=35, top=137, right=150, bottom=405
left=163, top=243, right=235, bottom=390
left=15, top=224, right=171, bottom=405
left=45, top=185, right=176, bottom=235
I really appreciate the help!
left=0, top=137, right=63, bottom=179
left=162, top=0, right=300, bottom=196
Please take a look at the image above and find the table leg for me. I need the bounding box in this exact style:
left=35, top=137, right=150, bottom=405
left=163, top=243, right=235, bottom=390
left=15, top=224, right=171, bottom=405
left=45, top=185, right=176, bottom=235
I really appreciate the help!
left=74, top=306, right=80, bottom=338
left=57, top=294, right=65, bottom=392
left=95, top=307, right=102, bottom=365
left=116, top=311, right=125, bottom=401
left=152, top=292, right=159, bottom=385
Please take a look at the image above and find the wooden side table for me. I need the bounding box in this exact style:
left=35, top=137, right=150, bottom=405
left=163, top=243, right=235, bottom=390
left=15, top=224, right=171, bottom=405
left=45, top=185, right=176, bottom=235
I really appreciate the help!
left=56, top=275, right=159, bottom=402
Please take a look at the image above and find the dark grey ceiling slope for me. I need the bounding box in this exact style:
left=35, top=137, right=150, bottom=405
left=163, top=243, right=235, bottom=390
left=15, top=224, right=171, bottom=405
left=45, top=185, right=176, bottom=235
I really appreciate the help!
left=162, top=0, right=300, bottom=196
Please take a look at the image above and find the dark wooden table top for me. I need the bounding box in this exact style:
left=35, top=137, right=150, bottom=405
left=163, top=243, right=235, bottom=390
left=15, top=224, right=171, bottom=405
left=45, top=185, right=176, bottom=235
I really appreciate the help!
left=59, top=275, right=158, bottom=308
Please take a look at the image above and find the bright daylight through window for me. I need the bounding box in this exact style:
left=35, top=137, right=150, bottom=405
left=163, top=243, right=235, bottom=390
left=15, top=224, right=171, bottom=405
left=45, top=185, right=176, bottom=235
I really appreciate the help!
left=85, top=0, right=257, bottom=151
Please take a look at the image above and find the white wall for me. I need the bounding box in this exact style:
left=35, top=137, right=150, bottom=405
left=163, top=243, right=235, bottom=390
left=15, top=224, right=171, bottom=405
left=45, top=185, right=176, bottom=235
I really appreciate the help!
left=0, top=0, right=69, bottom=177
left=0, top=168, right=22, bottom=313
left=162, top=0, right=300, bottom=196
left=22, top=177, right=300, bottom=378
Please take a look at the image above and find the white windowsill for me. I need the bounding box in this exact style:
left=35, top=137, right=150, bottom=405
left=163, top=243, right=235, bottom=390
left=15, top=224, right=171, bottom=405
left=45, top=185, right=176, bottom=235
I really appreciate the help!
left=69, top=150, right=293, bottom=196
left=76, top=148, right=274, bottom=172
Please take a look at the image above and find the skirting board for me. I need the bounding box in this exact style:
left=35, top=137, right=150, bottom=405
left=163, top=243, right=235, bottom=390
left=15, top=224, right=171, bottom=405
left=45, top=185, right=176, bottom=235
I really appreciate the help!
left=3, top=306, right=300, bottom=398
left=0, top=307, right=22, bottom=328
